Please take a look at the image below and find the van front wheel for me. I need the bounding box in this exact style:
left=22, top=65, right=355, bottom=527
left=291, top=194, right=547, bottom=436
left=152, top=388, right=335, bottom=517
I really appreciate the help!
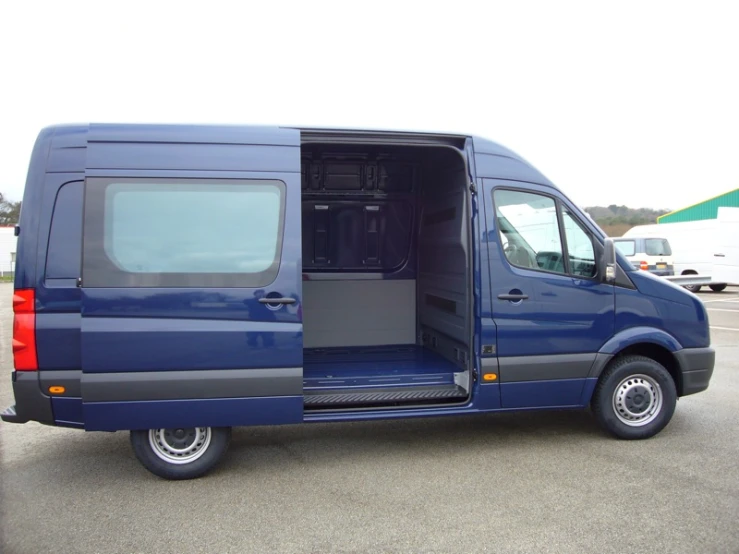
left=130, top=426, right=231, bottom=480
left=592, top=356, right=677, bottom=440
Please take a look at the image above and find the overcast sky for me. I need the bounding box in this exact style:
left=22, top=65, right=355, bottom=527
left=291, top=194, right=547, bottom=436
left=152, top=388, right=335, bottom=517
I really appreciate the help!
left=2, top=1, right=737, bottom=212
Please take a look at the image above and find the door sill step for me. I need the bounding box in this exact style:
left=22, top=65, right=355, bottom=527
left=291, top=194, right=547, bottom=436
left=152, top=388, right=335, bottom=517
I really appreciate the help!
left=304, top=385, right=467, bottom=409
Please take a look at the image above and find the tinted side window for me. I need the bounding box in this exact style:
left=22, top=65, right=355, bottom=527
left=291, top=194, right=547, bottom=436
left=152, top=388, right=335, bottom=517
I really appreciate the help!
left=561, top=208, right=596, bottom=278
left=46, top=181, right=83, bottom=279
left=494, top=189, right=566, bottom=274
left=646, top=238, right=671, bottom=256
left=83, top=179, right=285, bottom=288
left=615, top=240, right=636, bottom=257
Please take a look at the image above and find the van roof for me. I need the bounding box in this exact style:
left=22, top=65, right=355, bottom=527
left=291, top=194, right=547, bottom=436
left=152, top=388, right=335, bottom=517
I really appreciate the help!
left=33, top=123, right=555, bottom=188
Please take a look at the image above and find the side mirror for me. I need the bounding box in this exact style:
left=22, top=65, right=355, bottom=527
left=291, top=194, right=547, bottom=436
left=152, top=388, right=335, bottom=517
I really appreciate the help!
left=602, top=238, right=617, bottom=284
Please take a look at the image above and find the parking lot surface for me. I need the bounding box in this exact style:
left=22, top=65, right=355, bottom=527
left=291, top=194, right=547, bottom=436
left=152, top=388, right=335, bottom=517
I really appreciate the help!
left=1, top=284, right=738, bottom=554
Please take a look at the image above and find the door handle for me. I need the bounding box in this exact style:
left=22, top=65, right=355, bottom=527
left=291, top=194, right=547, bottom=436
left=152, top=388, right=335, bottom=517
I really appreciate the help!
left=497, top=293, right=529, bottom=301
left=259, top=297, right=296, bottom=304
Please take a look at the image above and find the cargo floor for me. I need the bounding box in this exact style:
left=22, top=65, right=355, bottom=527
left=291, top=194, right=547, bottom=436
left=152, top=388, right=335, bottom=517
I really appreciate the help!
left=303, top=345, right=467, bottom=409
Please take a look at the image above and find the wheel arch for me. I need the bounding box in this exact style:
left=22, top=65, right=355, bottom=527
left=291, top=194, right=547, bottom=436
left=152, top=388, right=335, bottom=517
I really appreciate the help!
left=589, top=327, right=684, bottom=397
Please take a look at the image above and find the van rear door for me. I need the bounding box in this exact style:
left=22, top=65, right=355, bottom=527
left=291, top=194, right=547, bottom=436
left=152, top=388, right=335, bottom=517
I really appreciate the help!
left=79, top=125, right=303, bottom=431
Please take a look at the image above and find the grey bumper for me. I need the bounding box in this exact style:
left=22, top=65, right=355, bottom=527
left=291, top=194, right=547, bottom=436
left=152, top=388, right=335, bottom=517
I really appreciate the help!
left=0, top=372, right=55, bottom=425
left=675, top=347, right=715, bottom=397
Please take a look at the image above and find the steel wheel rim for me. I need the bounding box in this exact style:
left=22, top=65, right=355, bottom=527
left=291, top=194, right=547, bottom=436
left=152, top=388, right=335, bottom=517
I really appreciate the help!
left=612, top=374, right=663, bottom=427
left=149, top=427, right=212, bottom=464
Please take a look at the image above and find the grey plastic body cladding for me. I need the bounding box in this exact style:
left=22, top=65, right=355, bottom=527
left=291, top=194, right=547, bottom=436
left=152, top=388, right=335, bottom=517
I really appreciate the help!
left=493, top=353, right=598, bottom=383
left=40, top=370, right=82, bottom=397
left=82, top=367, right=302, bottom=402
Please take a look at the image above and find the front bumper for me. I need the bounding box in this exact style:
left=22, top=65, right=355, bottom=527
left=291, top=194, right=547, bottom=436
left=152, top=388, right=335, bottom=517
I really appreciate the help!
left=675, top=347, right=715, bottom=397
left=0, top=371, right=54, bottom=425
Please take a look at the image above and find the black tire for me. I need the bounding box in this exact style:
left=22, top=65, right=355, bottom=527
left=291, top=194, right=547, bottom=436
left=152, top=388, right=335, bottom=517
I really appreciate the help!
left=681, top=271, right=701, bottom=293
left=591, top=356, right=677, bottom=440
left=710, top=284, right=727, bottom=292
left=130, top=426, right=231, bottom=480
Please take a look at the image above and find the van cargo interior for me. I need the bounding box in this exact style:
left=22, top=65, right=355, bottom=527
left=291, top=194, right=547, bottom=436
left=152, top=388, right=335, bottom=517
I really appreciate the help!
left=300, top=140, right=472, bottom=410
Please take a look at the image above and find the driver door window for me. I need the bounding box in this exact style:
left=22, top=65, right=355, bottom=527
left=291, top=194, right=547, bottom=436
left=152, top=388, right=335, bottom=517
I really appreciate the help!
left=494, top=189, right=566, bottom=274
left=561, top=208, right=597, bottom=278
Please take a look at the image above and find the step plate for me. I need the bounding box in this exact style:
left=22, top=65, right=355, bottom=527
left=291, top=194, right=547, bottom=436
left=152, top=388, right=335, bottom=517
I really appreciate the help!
left=304, top=385, right=467, bottom=408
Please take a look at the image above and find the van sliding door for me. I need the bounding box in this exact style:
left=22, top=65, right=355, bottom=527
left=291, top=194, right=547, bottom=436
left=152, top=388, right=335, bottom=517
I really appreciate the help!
left=78, top=125, right=303, bottom=431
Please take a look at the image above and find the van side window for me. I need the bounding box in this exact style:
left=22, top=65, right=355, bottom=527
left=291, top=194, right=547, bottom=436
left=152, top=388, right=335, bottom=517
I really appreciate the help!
left=615, top=240, right=636, bottom=257
left=561, top=207, right=597, bottom=278
left=494, top=189, right=566, bottom=274
left=46, top=181, right=83, bottom=279
left=83, top=179, right=285, bottom=288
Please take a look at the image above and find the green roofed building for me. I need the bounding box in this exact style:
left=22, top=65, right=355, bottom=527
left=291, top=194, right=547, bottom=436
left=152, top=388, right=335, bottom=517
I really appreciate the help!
left=658, top=188, right=739, bottom=224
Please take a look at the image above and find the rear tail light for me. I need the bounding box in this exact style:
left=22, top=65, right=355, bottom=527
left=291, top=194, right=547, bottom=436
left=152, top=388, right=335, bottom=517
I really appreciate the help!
left=639, top=261, right=649, bottom=270
left=12, top=289, right=38, bottom=371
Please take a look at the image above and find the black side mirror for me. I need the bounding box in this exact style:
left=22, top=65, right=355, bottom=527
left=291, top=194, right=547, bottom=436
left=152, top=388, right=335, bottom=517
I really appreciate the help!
left=602, top=238, right=617, bottom=284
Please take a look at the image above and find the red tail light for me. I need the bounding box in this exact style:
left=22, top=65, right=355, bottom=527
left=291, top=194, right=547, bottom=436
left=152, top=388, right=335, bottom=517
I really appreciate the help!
left=639, top=261, right=649, bottom=270
left=12, top=289, right=38, bottom=371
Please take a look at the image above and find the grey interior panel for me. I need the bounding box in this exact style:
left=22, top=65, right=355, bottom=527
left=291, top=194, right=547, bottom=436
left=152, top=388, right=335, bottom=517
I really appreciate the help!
left=302, top=280, right=416, bottom=348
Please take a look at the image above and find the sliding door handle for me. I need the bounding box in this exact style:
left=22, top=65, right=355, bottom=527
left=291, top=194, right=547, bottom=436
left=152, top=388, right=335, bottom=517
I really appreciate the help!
left=497, top=293, right=529, bottom=301
left=259, top=297, right=296, bottom=304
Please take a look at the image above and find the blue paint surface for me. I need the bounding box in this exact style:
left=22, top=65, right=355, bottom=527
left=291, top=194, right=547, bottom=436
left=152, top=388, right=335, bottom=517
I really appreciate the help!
left=84, top=396, right=303, bottom=431
left=578, top=378, right=599, bottom=405
left=52, top=397, right=84, bottom=427
left=500, top=379, right=588, bottom=409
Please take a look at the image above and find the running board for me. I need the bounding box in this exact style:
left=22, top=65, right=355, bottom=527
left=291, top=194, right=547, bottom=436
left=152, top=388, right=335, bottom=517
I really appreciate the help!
left=304, top=385, right=467, bottom=409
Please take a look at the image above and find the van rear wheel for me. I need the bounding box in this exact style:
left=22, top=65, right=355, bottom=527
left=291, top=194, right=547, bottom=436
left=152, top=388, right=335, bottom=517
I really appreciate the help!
left=681, top=271, right=701, bottom=293
left=592, top=356, right=676, bottom=440
left=709, top=284, right=727, bottom=292
left=130, top=426, right=231, bottom=480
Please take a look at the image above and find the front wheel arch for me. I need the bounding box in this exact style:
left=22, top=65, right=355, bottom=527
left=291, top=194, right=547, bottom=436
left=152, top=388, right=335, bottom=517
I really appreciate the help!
left=609, top=343, right=681, bottom=396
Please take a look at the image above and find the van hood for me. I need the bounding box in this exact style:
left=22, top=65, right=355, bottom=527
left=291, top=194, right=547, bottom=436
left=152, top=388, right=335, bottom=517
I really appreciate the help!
left=624, top=270, right=710, bottom=348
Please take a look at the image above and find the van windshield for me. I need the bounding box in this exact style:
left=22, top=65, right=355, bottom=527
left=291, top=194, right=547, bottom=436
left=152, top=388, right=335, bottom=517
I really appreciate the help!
left=645, top=238, right=672, bottom=256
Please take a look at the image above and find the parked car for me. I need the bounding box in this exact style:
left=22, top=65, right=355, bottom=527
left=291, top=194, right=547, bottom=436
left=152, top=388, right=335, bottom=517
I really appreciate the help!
left=613, top=236, right=675, bottom=276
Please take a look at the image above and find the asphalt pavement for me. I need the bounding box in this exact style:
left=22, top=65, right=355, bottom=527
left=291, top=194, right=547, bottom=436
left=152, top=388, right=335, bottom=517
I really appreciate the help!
left=1, top=284, right=738, bottom=554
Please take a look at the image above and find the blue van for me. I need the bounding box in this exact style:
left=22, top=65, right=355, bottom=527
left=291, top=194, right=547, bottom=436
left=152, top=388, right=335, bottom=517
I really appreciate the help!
left=2, top=124, right=715, bottom=479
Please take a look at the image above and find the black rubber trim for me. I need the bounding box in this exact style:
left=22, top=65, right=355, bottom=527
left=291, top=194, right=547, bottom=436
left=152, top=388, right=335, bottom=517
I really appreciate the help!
left=615, top=263, right=637, bottom=289
left=1, top=372, right=55, bottom=425
left=498, top=293, right=529, bottom=301
left=39, top=370, right=82, bottom=397
left=498, top=353, right=595, bottom=383
left=82, top=367, right=302, bottom=402
left=304, top=385, right=466, bottom=408
left=587, top=353, right=614, bottom=379
left=674, top=347, right=715, bottom=396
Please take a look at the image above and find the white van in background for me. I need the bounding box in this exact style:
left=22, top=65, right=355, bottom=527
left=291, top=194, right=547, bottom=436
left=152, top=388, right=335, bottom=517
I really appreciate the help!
left=613, top=236, right=674, bottom=276
left=623, top=207, right=739, bottom=293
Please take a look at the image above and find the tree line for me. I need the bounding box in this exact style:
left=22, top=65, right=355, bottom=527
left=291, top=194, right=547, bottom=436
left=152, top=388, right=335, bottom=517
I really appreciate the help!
left=0, top=193, right=22, bottom=226
left=584, top=204, right=669, bottom=227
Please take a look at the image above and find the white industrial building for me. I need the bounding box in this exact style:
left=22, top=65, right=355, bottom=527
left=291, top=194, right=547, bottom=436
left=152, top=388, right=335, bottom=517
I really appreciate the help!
left=0, top=226, right=17, bottom=276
